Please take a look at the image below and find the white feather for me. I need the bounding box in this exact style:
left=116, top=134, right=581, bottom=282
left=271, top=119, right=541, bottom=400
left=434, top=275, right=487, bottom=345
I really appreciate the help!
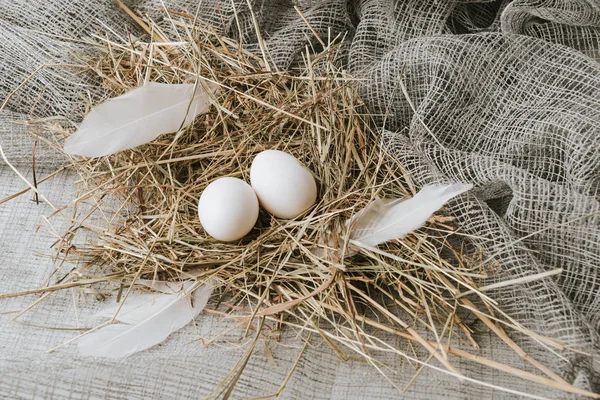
left=93, top=293, right=172, bottom=324
left=64, top=82, right=214, bottom=157
left=78, top=282, right=212, bottom=358
left=349, top=183, right=472, bottom=249
left=93, top=281, right=190, bottom=323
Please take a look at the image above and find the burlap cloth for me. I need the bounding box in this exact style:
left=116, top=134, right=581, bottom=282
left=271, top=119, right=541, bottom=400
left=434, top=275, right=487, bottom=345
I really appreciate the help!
left=1, top=1, right=599, bottom=398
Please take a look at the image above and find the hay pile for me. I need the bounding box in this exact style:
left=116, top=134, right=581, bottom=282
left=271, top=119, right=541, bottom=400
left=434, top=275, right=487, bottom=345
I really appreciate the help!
left=2, top=6, right=597, bottom=399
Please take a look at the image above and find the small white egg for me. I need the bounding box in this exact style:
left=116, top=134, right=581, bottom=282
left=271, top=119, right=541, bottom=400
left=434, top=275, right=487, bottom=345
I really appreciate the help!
left=250, top=150, right=317, bottom=219
left=198, top=177, right=259, bottom=241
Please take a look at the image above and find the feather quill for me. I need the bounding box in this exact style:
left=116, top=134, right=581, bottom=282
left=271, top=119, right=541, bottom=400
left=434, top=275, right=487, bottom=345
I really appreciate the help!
left=349, top=183, right=472, bottom=249
left=64, top=82, right=214, bottom=157
left=78, top=281, right=212, bottom=358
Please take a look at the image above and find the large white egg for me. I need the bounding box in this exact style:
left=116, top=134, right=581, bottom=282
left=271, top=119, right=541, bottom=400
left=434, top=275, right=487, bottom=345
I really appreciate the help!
left=250, top=150, right=317, bottom=219
left=198, top=177, right=259, bottom=241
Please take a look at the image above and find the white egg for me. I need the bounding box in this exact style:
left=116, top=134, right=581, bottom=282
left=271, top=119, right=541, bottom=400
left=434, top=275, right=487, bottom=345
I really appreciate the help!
left=198, top=177, right=259, bottom=241
left=250, top=150, right=317, bottom=219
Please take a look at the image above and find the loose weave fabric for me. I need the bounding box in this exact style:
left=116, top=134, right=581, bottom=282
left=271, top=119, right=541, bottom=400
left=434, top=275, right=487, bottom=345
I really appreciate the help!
left=0, top=0, right=599, bottom=398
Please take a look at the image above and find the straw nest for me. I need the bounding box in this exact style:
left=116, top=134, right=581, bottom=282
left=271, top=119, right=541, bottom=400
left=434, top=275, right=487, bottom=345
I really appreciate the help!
left=3, top=6, right=598, bottom=399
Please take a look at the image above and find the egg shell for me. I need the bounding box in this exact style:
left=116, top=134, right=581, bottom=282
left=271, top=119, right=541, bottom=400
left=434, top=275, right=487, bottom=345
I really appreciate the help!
left=198, top=177, right=259, bottom=241
left=250, top=150, right=317, bottom=219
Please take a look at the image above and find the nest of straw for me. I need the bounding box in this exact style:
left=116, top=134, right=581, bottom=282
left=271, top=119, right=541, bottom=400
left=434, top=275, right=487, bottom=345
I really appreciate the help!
left=6, top=7, right=598, bottom=399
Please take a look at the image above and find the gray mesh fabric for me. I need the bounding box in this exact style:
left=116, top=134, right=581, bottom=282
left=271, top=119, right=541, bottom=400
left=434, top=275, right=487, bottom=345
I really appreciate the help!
left=1, top=0, right=599, bottom=398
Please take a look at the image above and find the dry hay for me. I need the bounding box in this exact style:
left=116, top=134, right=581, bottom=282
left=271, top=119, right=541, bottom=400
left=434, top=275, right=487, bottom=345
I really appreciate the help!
left=1, top=5, right=597, bottom=399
